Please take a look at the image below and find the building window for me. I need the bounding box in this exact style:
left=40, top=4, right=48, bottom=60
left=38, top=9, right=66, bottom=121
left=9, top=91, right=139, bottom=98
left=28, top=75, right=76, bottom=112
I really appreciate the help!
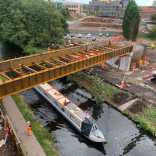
left=70, top=115, right=74, bottom=121
left=61, top=107, right=64, bottom=112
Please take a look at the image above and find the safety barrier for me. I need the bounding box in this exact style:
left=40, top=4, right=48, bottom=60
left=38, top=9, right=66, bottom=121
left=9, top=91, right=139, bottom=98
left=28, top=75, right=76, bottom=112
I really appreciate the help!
left=0, top=108, right=27, bottom=156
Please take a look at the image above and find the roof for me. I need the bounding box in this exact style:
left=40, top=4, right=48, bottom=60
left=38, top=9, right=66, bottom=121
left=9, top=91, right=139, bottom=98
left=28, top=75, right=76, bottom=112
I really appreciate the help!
left=40, top=83, right=90, bottom=122
left=142, top=8, right=156, bottom=13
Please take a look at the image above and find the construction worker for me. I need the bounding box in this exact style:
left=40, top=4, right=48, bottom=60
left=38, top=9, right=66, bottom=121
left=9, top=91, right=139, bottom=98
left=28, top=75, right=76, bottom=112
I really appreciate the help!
left=120, top=81, right=124, bottom=90
left=63, top=99, right=67, bottom=106
left=26, top=121, right=31, bottom=136
left=102, top=62, right=105, bottom=69
left=47, top=47, right=51, bottom=52
left=139, top=59, right=143, bottom=67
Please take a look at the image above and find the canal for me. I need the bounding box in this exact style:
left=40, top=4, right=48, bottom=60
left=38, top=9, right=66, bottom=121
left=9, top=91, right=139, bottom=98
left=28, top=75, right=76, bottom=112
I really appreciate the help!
left=1, top=41, right=156, bottom=156
left=0, top=41, right=23, bottom=60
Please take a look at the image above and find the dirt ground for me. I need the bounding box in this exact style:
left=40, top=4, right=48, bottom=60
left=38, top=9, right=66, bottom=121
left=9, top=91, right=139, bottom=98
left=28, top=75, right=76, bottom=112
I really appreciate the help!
left=91, top=64, right=156, bottom=102
left=0, top=129, right=17, bottom=156
left=69, top=13, right=83, bottom=20
left=112, top=92, right=131, bottom=106
left=128, top=100, right=148, bottom=114
left=69, top=17, right=123, bottom=32
left=69, top=17, right=148, bottom=33
left=82, top=47, right=156, bottom=114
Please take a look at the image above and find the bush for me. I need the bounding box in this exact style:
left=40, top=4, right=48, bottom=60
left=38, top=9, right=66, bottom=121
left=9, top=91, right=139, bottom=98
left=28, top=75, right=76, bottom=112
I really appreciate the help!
left=148, top=26, right=156, bottom=39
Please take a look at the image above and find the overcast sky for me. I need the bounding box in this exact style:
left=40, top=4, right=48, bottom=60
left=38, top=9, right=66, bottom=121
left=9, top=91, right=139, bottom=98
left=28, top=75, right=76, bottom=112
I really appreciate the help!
left=63, top=0, right=154, bottom=6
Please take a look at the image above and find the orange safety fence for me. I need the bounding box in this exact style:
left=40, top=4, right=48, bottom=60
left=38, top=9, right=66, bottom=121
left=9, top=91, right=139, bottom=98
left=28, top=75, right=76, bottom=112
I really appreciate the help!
left=143, top=56, right=149, bottom=64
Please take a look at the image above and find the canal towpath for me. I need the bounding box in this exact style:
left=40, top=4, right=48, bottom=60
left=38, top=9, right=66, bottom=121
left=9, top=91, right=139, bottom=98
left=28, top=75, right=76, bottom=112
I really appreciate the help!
left=1, top=81, right=46, bottom=156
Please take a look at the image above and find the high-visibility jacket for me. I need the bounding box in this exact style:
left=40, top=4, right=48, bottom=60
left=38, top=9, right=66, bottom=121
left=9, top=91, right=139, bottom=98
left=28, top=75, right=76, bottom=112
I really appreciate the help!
left=102, top=63, right=105, bottom=69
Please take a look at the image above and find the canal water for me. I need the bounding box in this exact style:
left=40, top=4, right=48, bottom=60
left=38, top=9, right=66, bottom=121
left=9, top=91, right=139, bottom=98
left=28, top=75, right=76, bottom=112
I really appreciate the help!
left=0, top=41, right=23, bottom=60
left=1, top=41, right=156, bottom=156
left=20, top=77, right=156, bottom=156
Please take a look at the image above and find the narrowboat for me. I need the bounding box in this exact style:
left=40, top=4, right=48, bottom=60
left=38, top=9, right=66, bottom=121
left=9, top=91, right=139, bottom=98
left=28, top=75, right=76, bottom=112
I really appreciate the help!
left=34, top=83, right=107, bottom=144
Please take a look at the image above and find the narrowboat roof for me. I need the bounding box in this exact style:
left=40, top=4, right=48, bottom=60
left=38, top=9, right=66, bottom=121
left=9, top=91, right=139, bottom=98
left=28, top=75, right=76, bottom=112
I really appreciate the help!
left=40, top=83, right=91, bottom=122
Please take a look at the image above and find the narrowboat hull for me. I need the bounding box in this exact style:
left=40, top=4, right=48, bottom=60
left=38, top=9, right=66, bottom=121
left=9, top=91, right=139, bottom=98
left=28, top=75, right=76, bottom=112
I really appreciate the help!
left=34, top=83, right=106, bottom=143
left=34, top=86, right=81, bottom=132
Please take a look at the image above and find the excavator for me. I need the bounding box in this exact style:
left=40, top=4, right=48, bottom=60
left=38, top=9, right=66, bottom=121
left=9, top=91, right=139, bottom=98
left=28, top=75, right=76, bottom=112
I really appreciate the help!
left=102, top=26, right=107, bottom=29
left=110, top=35, right=122, bottom=46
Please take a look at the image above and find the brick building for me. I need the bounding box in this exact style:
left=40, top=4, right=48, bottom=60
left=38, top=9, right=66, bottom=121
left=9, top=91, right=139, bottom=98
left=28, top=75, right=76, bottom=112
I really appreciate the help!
left=141, top=8, right=156, bottom=19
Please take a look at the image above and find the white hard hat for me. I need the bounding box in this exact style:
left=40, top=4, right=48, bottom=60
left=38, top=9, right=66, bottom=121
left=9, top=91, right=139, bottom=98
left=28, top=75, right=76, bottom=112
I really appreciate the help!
left=27, top=121, right=30, bottom=123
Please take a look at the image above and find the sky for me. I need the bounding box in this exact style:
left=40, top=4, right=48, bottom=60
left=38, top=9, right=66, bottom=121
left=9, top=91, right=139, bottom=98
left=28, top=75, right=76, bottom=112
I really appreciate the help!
left=136, top=0, right=153, bottom=6
left=61, top=0, right=154, bottom=6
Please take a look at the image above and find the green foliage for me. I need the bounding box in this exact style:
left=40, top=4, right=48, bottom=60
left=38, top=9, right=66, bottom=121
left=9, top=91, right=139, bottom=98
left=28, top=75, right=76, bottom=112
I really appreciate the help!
left=135, top=107, right=156, bottom=136
left=92, top=74, right=105, bottom=104
left=122, top=0, right=141, bottom=41
left=153, top=0, right=156, bottom=8
left=0, top=0, right=69, bottom=50
left=59, top=7, right=69, bottom=35
left=0, top=75, right=7, bottom=81
left=24, top=47, right=48, bottom=55
left=50, top=60, right=61, bottom=65
left=151, top=13, right=156, bottom=22
left=60, top=7, right=69, bottom=19
left=24, top=47, right=38, bottom=55
left=83, top=9, right=89, bottom=15
left=148, top=26, right=156, bottom=39
left=87, top=67, right=94, bottom=75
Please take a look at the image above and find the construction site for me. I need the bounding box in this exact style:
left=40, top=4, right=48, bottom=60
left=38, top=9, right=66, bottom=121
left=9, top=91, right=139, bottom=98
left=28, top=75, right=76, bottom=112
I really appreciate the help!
left=69, top=16, right=149, bottom=33
left=1, top=12, right=156, bottom=156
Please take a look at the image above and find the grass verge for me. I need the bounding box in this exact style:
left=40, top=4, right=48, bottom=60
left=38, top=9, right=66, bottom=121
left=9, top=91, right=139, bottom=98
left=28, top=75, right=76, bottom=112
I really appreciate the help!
left=136, top=107, right=156, bottom=136
left=24, top=47, right=54, bottom=55
left=11, top=94, right=59, bottom=156
left=138, top=37, right=156, bottom=42
left=68, top=71, right=156, bottom=137
left=67, top=72, right=131, bottom=107
left=69, top=29, right=122, bottom=35
left=67, top=17, right=84, bottom=21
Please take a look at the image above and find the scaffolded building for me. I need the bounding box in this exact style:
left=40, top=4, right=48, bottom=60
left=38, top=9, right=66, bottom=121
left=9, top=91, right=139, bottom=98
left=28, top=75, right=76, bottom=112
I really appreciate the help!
left=88, top=0, right=130, bottom=19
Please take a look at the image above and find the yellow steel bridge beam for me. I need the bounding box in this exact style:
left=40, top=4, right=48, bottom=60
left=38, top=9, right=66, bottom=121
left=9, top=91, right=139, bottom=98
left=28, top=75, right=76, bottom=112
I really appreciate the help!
left=0, top=40, right=110, bottom=73
left=0, top=45, right=133, bottom=99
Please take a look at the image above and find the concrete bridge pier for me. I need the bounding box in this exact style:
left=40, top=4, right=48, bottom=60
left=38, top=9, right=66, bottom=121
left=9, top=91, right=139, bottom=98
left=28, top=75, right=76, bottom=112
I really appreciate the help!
left=106, top=52, right=133, bottom=71
left=106, top=42, right=145, bottom=71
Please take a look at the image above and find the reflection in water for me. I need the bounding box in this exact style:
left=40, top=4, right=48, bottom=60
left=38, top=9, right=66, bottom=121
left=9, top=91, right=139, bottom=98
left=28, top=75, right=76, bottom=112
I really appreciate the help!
left=21, top=77, right=156, bottom=156
left=120, top=133, right=144, bottom=156
left=0, top=41, right=23, bottom=60
left=1, top=35, right=156, bottom=156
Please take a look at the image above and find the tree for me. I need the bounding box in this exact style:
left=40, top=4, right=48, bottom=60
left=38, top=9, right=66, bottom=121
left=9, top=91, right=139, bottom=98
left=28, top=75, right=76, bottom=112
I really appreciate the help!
left=148, top=26, right=156, bottom=39
left=153, top=0, right=156, bottom=8
left=122, top=0, right=141, bottom=41
left=151, top=13, right=156, bottom=23
left=60, top=7, right=69, bottom=35
left=0, top=0, right=69, bottom=50
left=60, top=7, right=69, bottom=19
